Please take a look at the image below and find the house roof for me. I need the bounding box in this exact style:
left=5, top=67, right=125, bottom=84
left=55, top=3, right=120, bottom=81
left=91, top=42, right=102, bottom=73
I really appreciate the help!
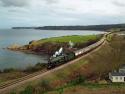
left=120, top=67, right=125, bottom=70
left=120, top=64, right=125, bottom=69
left=110, top=72, right=125, bottom=76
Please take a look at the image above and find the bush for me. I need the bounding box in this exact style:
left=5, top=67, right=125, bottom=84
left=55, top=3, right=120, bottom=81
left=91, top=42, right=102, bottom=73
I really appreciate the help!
left=35, top=63, right=46, bottom=68
left=69, top=75, right=86, bottom=86
left=10, top=92, right=16, bottom=94
left=3, top=68, right=19, bottom=73
left=24, top=63, right=46, bottom=73
left=20, top=86, right=33, bottom=94
left=40, top=79, right=52, bottom=92
left=57, top=88, right=64, bottom=94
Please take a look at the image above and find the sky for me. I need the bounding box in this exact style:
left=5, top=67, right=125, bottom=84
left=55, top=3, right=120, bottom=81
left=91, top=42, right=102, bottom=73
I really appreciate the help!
left=0, top=0, right=125, bottom=28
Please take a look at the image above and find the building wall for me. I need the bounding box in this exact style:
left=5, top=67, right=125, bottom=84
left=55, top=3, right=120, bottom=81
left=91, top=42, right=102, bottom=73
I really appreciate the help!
left=109, top=73, right=113, bottom=80
left=112, top=76, right=125, bottom=82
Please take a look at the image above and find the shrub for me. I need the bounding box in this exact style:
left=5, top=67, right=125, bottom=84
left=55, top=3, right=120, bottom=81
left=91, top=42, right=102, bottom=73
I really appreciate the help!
left=10, top=92, right=16, bottom=94
left=3, top=68, right=18, bottom=73
left=24, top=63, right=46, bottom=73
left=69, top=75, right=86, bottom=86
left=57, top=88, right=64, bottom=94
left=20, top=85, right=33, bottom=94
left=40, top=79, right=52, bottom=92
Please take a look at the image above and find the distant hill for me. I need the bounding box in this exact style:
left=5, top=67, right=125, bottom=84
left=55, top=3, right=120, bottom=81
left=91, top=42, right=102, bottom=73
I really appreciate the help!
left=12, top=23, right=125, bottom=31
left=12, top=27, right=35, bottom=29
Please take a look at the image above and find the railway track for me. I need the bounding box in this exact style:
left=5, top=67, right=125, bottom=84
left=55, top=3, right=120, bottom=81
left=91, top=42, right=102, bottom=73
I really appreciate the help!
left=0, top=33, right=109, bottom=94
left=0, top=69, right=47, bottom=89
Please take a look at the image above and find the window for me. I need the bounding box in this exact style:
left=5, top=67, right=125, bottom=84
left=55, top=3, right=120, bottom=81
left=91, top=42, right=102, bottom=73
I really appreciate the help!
left=120, top=77, right=122, bottom=80
left=115, top=77, right=118, bottom=80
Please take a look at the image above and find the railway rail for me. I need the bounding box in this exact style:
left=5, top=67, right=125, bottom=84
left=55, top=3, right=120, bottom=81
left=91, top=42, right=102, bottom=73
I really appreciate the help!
left=0, top=69, right=47, bottom=89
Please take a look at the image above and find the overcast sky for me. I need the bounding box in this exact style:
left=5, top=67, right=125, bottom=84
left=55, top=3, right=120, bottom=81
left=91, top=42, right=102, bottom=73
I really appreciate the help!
left=0, top=0, right=125, bottom=28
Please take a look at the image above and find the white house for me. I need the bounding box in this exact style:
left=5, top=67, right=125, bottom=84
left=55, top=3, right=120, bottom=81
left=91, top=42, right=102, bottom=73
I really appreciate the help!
left=109, top=65, right=125, bottom=82
left=109, top=72, right=125, bottom=82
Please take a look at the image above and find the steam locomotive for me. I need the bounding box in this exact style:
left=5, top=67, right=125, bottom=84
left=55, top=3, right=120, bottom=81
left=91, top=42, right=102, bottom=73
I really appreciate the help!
left=47, top=51, right=75, bottom=69
left=47, top=37, right=105, bottom=69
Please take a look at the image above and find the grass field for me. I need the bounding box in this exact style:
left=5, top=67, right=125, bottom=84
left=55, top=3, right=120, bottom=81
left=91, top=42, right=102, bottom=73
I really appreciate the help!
left=31, top=35, right=100, bottom=45
left=46, top=84, right=125, bottom=94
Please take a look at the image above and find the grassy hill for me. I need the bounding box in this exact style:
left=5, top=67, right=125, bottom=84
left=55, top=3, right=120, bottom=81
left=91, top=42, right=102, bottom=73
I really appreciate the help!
left=19, top=35, right=101, bottom=54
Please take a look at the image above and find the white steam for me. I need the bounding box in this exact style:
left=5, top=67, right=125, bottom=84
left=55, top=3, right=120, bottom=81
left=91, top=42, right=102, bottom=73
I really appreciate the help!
left=69, top=41, right=74, bottom=48
left=53, top=47, right=63, bottom=57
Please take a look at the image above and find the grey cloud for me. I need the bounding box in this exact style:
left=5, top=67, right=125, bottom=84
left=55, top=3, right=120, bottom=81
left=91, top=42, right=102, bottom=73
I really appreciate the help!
left=0, top=0, right=58, bottom=7
left=0, top=0, right=29, bottom=7
left=45, top=0, right=58, bottom=4
left=112, top=1, right=125, bottom=7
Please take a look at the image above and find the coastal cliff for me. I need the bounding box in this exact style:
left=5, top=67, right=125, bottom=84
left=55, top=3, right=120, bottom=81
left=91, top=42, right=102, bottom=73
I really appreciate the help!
left=7, top=35, right=102, bottom=55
